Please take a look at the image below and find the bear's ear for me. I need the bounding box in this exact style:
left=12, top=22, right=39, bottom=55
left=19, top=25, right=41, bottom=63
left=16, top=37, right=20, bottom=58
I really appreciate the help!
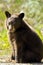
left=18, top=13, right=24, bottom=19
left=5, top=11, right=11, bottom=18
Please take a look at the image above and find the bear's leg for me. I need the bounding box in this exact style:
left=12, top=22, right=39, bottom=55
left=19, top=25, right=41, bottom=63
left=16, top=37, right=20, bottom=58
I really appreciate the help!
left=11, top=53, right=15, bottom=60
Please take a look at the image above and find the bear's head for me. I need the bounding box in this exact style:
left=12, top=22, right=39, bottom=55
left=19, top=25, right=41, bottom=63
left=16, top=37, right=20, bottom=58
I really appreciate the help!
left=5, top=11, right=24, bottom=32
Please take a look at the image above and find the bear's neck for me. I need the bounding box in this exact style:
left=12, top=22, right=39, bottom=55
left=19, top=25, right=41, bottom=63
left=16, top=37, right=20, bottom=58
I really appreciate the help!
left=9, top=27, right=23, bottom=42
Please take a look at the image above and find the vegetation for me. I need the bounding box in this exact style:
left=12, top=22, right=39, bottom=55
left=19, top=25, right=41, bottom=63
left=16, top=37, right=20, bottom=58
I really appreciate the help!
left=0, top=0, right=43, bottom=56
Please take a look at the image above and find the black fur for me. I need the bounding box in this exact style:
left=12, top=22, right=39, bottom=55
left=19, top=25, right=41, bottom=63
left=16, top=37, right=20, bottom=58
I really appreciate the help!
left=5, top=11, right=43, bottom=63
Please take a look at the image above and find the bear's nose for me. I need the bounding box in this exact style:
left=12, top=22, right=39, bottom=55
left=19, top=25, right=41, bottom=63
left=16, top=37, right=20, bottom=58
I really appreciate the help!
left=9, top=25, right=12, bottom=30
left=9, top=25, right=15, bottom=32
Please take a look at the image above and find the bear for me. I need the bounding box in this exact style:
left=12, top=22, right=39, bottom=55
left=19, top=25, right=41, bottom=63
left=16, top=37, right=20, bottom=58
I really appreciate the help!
left=5, top=11, right=43, bottom=63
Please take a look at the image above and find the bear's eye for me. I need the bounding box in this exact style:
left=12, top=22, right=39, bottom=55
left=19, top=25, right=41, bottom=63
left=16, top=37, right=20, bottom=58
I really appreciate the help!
left=9, top=21, right=14, bottom=25
left=9, top=22, right=11, bottom=25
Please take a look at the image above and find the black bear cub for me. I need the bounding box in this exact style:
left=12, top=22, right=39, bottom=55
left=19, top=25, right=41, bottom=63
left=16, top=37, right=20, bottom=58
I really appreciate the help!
left=5, top=11, right=43, bottom=63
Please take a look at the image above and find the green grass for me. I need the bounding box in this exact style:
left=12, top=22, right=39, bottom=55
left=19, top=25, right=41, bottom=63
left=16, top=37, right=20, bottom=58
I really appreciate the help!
left=0, top=29, right=12, bottom=56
